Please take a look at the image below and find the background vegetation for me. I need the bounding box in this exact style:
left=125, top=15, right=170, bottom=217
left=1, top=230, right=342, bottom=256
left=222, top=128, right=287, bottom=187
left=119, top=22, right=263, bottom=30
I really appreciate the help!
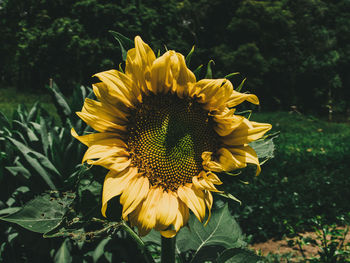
left=1, top=0, right=350, bottom=114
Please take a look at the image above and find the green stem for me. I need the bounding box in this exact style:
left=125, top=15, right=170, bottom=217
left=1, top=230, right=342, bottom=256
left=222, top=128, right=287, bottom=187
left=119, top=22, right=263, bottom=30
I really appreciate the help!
left=122, top=221, right=155, bottom=263
left=161, top=235, right=176, bottom=263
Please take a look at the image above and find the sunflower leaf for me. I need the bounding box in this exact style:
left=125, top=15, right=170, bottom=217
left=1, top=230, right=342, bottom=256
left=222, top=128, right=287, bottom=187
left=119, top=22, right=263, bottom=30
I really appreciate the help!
left=224, top=72, right=240, bottom=80
left=205, top=60, right=215, bottom=79
left=236, top=78, right=247, bottom=92
left=216, top=248, right=264, bottom=263
left=109, top=31, right=134, bottom=61
left=249, top=131, right=279, bottom=162
left=193, top=64, right=203, bottom=79
left=0, top=192, right=75, bottom=234
left=176, top=204, right=245, bottom=262
left=185, top=45, right=195, bottom=67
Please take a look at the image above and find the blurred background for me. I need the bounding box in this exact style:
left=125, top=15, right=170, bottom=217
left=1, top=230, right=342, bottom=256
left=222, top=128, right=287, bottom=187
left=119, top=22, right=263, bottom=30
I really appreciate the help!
left=0, top=0, right=349, bottom=262
left=1, top=0, right=350, bottom=115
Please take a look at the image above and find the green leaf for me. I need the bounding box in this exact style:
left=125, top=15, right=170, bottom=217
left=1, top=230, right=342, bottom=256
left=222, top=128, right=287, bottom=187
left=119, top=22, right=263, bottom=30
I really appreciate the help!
left=249, top=132, right=279, bottom=164
left=217, top=192, right=242, bottom=205
left=7, top=137, right=60, bottom=189
left=40, top=117, right=49, bottom=156
left=0, top=111, right=10, bottom=130
left=185, top=45, right=195, bottom=67
left=176, top=204, right=245, bottom=261
left=205, top=60, right=215, bottom=79
left=6, top=164, right=31, bottom=179
left=47, top=81, right=72, bottom=118
left=142, top=229, right=161, bottom=246
left=109, top=31, right=134, bottom=61
left=27, top=102, right=39, bottom=122
left=0, top=207, right=21, bottom=216
left=224, top=72, right=240, bottom=80
left=216, top=248, right=264, bottom=263
left=0, top=192, right=75, bottom=233
left=12, top=120, right=39, bottom=142
left=54, top=239, right=72, bottom=263
left=93, top=237, right=112, bottom=263
left=236, top=78, right=247, bottom=92
left=193, top=64, right=203, bottom=79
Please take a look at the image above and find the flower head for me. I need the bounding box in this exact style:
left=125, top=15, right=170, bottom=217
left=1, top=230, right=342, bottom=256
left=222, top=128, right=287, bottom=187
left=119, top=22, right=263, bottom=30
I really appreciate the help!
left=73, top=36, right=271, bottom=237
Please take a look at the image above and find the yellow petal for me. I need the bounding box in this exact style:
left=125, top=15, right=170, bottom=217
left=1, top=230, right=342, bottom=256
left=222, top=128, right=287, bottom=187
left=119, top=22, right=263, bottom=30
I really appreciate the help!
left=177, top=185, right=206, bottom=222
left=206, top=172, right=223, bottom=185
left=125, top=36, right=156, bottom=95
left=71, top=129, right=123, bottom=147
left=227, top=90, right=259, bottom=108
left=213, top=108, right=245, bottom=136
left=228, top=146, right=261, bottom=175
left=82, top=98, right=129, bottom=124
left=76, top=111, right=127, bottom=133
left=172, top=53, right=196, bottom=98
left=93, top=70, right=137, bottom=108
left=120, top=174, right=149, bottom=219
left=92, top=82, right=129, bottom=112
left=82, top=141, right=131, bottom=171
left=222, top=119, right=272, bottom=146
left=131, top=187, right=162, bottom=236
left=192, top=79, right=233, bottom=110
left=204, top=191, right=213, bottom=226
left=192, top=172, right=220, bottom=192
left=202, top=148, right=244, bottom=172
left=82, top=138, right=128, bottom=162
left=159, top=229, right=177, bottom=238
left=147, top=50, right=175, bottom=94
left=101, top=167, right=138, bottom=217
left=173, top=199, right=189, bottom=232
left=155, top=191, right=178, bottom=230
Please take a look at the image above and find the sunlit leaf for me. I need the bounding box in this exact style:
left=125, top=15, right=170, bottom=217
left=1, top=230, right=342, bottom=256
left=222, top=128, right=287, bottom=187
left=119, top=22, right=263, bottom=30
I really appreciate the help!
left=249, top=132, right=279, bottom=163
left=176, top=204, right=245, bottom=262
left=0, top=192, right=75, bottom=233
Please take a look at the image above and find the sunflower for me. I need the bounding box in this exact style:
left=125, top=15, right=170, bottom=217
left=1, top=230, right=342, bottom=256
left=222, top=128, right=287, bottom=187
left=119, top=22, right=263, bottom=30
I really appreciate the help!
left=72, top=36, right=271, bottom=238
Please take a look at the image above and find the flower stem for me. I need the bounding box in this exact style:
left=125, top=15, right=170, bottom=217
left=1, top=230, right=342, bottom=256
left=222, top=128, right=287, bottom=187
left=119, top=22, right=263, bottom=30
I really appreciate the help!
left=161, top=236, right=176, bottom=263
left=121, top=221, right=155, bottom=263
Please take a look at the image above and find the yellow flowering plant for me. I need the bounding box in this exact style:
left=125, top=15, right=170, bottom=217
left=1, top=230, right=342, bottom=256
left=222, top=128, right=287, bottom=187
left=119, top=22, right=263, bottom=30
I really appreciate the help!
left=0, top=32, right=274, bottom=263
left=72, top=33, right=272, bottom=262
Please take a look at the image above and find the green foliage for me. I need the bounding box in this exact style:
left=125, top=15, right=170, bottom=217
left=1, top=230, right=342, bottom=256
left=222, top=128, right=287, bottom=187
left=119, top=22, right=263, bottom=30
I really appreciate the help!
left=143, top=205, right=263, bottom=262
left=286, top=215, right=350, bottom=262
left=0, top=83, right=151, bottom=262
left=0, top=192, right=75, bottom=233
left=225, top=111, right=350, bottom=241
left=1, top=0, right=350, bottom=114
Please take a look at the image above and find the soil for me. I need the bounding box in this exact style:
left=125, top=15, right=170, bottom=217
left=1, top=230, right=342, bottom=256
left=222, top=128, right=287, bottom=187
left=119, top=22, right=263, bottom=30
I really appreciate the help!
left=249, top=226, right=350, bottom=262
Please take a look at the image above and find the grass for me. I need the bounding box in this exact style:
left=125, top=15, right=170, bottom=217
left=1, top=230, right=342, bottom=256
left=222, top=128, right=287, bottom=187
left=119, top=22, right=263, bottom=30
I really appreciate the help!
left=0, top=87, right=57, bottom=120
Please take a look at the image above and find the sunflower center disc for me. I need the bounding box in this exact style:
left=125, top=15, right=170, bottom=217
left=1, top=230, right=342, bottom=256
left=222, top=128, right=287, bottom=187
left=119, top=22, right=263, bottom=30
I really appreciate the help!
left=127, top=94, right=218, bottom=191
